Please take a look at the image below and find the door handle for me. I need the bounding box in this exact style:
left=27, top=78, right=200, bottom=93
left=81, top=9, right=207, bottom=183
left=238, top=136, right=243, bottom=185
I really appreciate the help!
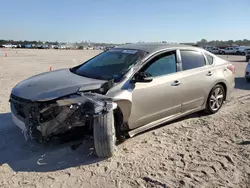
left=171, top=80, right=181, bottom=86
left=206, top=71, right=213, bottom=76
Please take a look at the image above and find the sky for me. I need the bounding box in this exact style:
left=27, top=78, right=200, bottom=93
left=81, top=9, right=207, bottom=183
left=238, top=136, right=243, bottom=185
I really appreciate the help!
left=1, top=0, right=250, bottom=43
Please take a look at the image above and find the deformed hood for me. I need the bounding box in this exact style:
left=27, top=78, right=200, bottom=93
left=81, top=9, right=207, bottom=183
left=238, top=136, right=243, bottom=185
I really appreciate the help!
left=11, top=68, right=107, bottom=101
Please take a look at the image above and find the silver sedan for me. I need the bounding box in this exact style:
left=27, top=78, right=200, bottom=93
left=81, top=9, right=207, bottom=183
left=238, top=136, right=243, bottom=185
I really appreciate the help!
left=10, top=43, right=236, bottom=157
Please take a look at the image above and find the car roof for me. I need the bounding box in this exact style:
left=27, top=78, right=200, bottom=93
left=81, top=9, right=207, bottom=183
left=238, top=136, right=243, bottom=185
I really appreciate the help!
left=114, top=43, right=200, bottom=54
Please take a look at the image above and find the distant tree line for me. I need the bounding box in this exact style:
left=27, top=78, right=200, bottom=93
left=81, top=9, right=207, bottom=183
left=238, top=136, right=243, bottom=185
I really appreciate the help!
left=195, top=39, right=250, bottom=47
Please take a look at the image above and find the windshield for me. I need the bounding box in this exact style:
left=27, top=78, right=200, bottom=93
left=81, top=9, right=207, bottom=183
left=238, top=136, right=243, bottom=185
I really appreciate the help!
left=72, top=48, right=148, bottom=81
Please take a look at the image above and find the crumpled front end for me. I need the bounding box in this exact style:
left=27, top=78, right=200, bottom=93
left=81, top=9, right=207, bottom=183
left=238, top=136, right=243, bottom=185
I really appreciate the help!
left=9, top=92, right=117, bottom=142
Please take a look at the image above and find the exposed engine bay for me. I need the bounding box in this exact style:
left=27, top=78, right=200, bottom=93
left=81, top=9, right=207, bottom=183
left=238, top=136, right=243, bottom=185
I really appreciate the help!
left=9, top=92, right=118, bottom=143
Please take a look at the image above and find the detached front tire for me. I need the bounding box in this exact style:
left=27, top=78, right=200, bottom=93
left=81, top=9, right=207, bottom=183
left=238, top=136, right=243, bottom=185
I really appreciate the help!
left=93, top=111, right=116, bottom=158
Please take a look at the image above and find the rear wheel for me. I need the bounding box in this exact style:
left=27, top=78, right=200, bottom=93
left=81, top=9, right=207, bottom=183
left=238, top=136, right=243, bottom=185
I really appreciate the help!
left=242, top=52, right=246, bottom=56
left=205, top=85, right=225, bottom=114
left=93, top=111, right=116, bottom=158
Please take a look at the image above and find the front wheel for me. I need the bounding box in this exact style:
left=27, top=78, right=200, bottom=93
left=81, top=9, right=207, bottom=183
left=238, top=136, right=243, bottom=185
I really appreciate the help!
left=93, top=111, right=116, bottom=158
left=205, top=85, right=225, bottom=114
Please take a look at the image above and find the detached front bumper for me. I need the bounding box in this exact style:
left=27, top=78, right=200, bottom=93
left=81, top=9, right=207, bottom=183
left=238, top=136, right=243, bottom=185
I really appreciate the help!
left=9, top=92, right=117, bottom=142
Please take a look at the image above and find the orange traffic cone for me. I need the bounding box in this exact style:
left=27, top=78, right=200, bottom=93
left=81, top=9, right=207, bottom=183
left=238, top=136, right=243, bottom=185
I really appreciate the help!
left=50, top=66, right=53, bottom=71
left=4, top=52, right=7, bottom=57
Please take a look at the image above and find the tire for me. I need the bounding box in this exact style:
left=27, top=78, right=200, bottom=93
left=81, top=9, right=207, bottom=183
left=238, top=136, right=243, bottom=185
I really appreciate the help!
left=222, top=51, right=225, bottom=55
left=246, top=78, right=250, bottom=82
left=93, top=111, right=116, bottom=158
left=241, top=52, right=246, bottom=56
left=205, top=84, right=225, bottom=114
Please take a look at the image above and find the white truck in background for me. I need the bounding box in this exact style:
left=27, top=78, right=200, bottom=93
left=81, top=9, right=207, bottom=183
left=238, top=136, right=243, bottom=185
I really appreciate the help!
left=219, top=47, right=237, bottom=55
left=220, top=46, right=250, bottom=55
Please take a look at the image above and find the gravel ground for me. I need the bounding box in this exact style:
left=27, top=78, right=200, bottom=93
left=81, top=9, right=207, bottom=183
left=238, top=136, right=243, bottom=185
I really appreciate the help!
left=0, top=49, right=250, bottom=188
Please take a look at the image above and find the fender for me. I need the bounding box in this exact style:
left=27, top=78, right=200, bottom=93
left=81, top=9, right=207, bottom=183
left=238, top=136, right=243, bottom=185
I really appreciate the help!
left=106, top=90, right=132, bottom=123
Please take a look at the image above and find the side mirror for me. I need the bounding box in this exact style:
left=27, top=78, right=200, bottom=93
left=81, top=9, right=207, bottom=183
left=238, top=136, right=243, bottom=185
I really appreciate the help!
left=132, top=72, right=153, bottom=83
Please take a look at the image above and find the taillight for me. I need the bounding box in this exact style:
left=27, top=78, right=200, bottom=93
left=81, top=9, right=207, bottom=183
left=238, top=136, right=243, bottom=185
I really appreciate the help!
left=227, top=65, right=235, bottom=74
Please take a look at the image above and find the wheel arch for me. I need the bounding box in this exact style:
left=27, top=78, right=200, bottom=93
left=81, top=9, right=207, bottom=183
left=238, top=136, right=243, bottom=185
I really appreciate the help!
left=113, top=100, right=132, bottom=137
left=113, top=99, right=132, bottom=123
left=213, top=81, right=227, bottom=100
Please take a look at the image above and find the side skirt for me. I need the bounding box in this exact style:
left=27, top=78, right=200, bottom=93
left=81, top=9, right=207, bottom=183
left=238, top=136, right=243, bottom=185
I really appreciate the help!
left=128, top=106, right=204, bottom=137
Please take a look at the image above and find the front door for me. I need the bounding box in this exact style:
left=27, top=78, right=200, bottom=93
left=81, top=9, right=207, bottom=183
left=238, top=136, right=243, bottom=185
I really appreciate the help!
left=129, top=51, right=182, bottom=129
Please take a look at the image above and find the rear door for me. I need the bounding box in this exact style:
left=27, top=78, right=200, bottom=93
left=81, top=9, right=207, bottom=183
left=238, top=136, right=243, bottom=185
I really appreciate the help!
left=177, top=49, right=215, bottom=112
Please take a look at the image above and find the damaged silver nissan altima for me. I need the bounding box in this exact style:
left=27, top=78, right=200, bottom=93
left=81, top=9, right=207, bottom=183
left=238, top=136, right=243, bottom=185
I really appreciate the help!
left=10, top=43, right=235, bottom=157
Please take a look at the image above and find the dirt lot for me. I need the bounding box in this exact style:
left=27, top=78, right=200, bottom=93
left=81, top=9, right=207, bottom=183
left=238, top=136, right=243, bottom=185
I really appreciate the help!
left=0, top=49, right=250, bottom=188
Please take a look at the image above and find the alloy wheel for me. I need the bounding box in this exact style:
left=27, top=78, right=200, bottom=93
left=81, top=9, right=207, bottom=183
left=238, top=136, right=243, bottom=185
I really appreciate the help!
left=210, top=88, right=224, bottom=111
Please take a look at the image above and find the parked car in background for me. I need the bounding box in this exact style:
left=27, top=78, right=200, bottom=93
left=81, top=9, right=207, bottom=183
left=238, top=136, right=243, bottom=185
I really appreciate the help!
left=204, top=46, right=213, bottom=51
left=58, top=45, right=67, bottom=49
left=246, top=48, right=250, bottom=62
left=41, top=44, right=49, bottom=49
left=16, top=44, right=22, bottom=48
left=234, top=46, right=250, bottom=56
left=25, top=44, right=32, bottom=48
left=36, top=44, right=42, bottom=49
left=219, top=47, right=237, bottom=55
left=208, top=47, right=220, bottom=54
left=2, top=44, right=17, bottom=48
left=9, top=43, right=235, bottom=157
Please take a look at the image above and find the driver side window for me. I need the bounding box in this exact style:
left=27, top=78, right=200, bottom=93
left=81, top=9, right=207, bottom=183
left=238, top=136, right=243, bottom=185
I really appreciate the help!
left=144, top=52, right=177, bottom=77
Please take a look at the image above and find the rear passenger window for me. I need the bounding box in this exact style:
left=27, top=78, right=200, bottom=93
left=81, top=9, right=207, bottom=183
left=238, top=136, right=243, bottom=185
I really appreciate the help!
left=180, top=51, right=206, bottom=70
left=204, top=52, right=213, bottom=65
